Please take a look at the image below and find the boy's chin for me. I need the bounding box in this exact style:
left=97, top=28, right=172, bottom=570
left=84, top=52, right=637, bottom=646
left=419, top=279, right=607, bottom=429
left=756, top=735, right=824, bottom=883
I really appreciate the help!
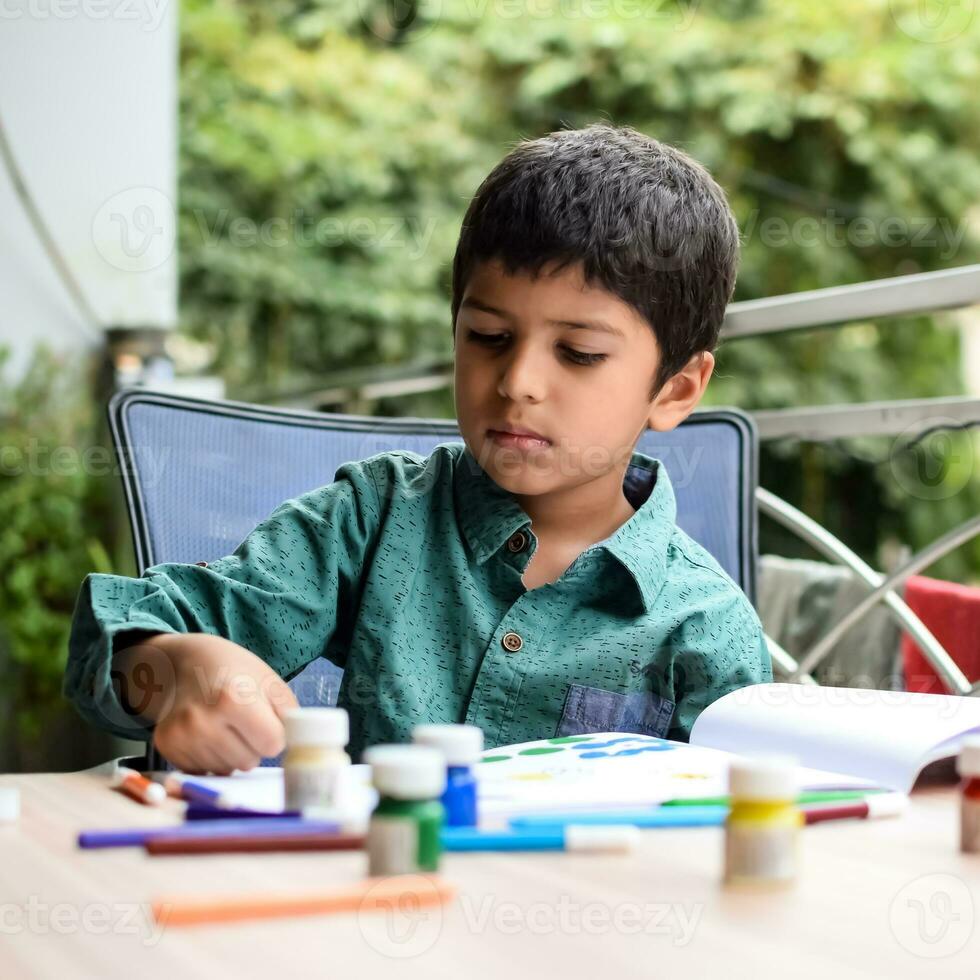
left=480, top=458, right=559, bottom=497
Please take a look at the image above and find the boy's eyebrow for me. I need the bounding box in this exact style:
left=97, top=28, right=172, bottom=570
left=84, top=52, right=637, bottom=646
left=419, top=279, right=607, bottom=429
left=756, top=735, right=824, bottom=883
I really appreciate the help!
left=460, top=298, right=626, bottom=339
left=548, top=318, right=626, bottom=339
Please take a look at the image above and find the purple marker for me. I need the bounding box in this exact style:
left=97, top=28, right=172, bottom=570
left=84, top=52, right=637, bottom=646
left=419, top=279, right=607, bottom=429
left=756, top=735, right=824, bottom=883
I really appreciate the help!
left=184, top=804, right=301, bottom=821
left=77, top=816, right=339, bottom=849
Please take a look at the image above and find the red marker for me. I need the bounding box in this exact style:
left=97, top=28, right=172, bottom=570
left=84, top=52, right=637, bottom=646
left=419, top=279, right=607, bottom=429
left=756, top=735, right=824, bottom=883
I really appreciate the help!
left=802, top=793, right=907, bottom=825
left=110, top=767, right=166, bottom=806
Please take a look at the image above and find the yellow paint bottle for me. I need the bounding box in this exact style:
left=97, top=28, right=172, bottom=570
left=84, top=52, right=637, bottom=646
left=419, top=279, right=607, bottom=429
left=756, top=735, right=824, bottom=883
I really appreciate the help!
left=723, top=756, right=802, bottom=888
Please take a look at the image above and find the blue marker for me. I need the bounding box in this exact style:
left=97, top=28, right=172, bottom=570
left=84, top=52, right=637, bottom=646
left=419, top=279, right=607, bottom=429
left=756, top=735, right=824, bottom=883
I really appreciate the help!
left=509, top=805, right=729, bottom=830
left=163, top=774, right=230, bottom=808
left=413, top=723, right=483, bottom=827
left=440, top=826, right=640, bottom=852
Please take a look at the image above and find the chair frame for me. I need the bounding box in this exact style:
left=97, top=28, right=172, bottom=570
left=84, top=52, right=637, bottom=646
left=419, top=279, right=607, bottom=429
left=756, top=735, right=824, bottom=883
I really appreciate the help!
left=108, top=388, right=761, bottom=604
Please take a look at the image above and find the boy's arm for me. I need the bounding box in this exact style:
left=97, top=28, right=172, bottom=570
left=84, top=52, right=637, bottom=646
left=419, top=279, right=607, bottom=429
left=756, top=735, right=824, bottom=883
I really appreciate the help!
left=64, top=459, right=381, bottom=745
left=665, top=590, right=772, bottom=742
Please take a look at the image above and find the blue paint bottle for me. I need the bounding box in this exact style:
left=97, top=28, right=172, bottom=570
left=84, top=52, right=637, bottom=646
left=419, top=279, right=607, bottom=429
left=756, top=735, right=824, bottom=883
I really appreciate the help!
left=412, top=724, right=484, bottom=827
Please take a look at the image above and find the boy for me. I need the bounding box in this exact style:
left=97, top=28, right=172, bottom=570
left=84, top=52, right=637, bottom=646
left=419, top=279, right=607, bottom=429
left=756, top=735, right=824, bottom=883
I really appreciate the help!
left=65, top=124, right=771, bottom=772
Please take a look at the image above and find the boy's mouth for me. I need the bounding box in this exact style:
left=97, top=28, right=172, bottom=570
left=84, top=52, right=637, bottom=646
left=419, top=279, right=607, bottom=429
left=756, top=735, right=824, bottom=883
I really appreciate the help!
left=486, top=426, right=552, bottom=451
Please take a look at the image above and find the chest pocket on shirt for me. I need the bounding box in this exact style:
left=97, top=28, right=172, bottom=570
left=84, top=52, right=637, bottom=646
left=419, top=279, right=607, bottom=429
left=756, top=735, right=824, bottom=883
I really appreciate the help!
left=557, top=684, right=675, bottom=739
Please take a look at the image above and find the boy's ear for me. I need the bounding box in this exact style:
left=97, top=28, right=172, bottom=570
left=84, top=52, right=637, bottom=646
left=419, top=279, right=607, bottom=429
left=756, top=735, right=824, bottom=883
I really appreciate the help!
left=646, top=351, right=715, bottom=432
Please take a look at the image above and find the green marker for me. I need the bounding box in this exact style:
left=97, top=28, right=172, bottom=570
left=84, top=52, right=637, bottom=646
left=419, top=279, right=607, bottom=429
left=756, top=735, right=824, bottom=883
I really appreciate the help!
left=662, top=788, right=886, bottom=807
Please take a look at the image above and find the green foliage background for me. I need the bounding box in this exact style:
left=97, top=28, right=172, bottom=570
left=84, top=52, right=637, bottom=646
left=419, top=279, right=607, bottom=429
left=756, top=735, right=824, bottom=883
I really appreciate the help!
left=0, top=348, right=122, bottom=761
left=178, top=0, right=980, bottom=580
left=4, top=0, right=980, bottom=765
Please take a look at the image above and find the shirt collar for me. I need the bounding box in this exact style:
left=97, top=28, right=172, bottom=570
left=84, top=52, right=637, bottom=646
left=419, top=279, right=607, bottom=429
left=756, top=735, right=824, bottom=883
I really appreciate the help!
left=453, top=444, right=676, bottom=614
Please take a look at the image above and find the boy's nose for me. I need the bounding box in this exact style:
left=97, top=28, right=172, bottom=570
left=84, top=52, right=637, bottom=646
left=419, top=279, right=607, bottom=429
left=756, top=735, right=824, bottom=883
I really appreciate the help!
left=496, top=345, right=546, bottom=403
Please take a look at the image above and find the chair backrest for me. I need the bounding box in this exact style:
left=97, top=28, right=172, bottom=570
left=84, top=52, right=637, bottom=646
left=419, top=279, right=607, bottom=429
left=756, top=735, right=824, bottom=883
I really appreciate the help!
left=108, top=389, right=758, bottom=716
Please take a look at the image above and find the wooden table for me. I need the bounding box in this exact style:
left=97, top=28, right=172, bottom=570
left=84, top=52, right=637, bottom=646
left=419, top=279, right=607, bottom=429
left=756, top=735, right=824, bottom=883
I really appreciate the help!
left=1, top=768, right=977, bottom=979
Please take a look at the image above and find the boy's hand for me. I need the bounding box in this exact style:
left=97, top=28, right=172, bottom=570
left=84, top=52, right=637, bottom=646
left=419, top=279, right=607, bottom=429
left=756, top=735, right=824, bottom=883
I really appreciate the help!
left=112, top=633, right=299, bottom=774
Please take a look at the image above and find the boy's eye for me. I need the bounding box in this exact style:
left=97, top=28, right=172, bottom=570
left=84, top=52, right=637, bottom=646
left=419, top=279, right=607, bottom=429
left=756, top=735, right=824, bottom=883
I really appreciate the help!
left=466, top=330, right=608, bottom=367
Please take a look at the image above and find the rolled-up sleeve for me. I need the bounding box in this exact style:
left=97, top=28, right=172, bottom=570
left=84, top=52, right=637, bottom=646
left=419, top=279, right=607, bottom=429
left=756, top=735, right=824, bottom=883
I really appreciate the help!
left=64, top=458, right=382, bottom=740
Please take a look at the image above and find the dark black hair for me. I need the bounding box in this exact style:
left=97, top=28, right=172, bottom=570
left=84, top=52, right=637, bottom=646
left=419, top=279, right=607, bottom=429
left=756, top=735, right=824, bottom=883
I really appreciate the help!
left=451, top=124, right=739, bottom=395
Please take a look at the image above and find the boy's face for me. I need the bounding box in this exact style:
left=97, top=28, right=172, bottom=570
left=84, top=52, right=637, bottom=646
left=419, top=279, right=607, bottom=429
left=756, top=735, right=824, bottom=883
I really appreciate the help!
left=453, top=259, right=689, bottom=499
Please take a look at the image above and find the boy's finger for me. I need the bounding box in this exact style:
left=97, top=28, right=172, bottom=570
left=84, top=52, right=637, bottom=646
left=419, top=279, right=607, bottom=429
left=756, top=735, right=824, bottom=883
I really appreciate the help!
left=230, top=703, right=287, bottom=760
left=264, top=676, right=299, bottom=720
left=223, top=725, right=264, bottom=771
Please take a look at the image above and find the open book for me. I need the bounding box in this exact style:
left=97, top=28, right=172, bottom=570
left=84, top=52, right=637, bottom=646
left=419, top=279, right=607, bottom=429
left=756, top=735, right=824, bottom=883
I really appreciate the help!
left=689, top=682, right=980, bottom=793
left=473, top=683, right=980, bottom=817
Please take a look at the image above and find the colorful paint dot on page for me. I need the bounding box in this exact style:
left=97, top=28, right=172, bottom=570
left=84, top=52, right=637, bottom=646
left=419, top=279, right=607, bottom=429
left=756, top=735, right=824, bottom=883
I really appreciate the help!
left=612, top=745, right=675, bottom=756
left=518, top=747, right=566, bottom=756
left=480, top=755, right=512, bottom=763
left=570, top=736, right=651, bottom=751
left=547, top=736, right=595, bottom=744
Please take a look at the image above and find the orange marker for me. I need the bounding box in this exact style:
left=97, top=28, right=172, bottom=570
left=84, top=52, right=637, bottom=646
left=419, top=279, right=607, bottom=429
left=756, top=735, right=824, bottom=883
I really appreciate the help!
left=152, top=873, right=455, bottom=927
left=110, top=767, right=166, bottom=806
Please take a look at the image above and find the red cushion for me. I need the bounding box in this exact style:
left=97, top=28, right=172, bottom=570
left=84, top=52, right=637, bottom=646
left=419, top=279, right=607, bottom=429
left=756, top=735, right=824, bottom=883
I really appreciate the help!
left=901, top=574, right=980, bottom=693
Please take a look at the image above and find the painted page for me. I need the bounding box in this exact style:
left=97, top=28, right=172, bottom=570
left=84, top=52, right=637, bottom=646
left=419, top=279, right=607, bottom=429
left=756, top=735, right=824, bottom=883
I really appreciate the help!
left=172, top=764, right=376, bottom=817
left=689, top=683, right=980, bottom=792
left=474, top=733, right=877, bottom=819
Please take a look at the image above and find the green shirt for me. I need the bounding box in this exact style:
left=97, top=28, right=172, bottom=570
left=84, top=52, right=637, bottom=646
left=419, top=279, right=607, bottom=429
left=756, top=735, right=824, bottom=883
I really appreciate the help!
left=65, top=442, right=771, bottom=759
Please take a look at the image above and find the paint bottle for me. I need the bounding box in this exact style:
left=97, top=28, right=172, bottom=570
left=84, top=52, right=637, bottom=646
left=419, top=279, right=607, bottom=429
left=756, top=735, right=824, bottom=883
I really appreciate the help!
left=957, top=735, right=980, bottom=854
left=365, top=745, right=446, bottom=876
left=412, top=723, right=484, bottom=827
left=283, top=707, right=351, bottom=811
left=723, top=756, right=801, bottom=887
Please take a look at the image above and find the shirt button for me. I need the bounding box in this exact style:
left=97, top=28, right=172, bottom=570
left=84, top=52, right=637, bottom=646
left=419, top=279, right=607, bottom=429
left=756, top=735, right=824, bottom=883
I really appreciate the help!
left=507, top=531, right=528, bottom=553
left=501, top=631, right=524, bottom=653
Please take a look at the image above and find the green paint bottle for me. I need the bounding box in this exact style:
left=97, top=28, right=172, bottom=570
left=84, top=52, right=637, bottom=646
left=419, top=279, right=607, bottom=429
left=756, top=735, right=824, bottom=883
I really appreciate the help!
left=364, top=745, right=446, bottom=876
